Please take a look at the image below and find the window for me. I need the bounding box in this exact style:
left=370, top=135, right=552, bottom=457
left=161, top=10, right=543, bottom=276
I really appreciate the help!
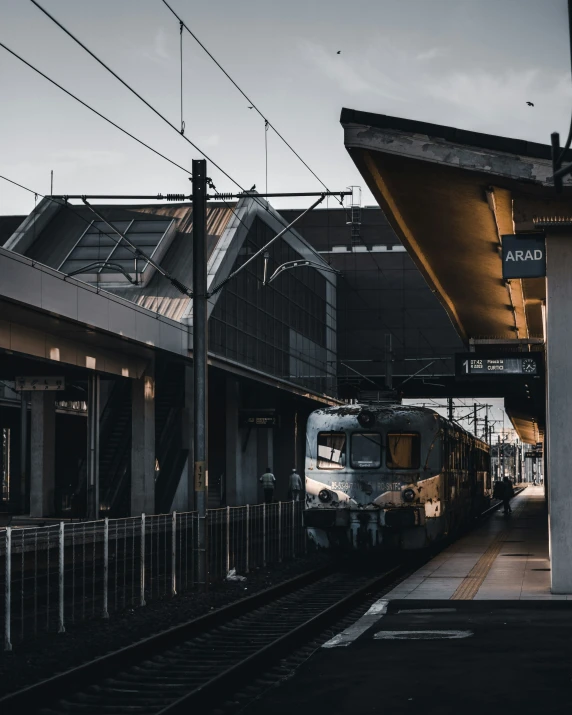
left=59, top=218, right=174, bottom=285
left=351, top=433, right=382, bottom=469
left=317, top=432, right=346, bottom=469
left=387, top=433, right=420, bottom=469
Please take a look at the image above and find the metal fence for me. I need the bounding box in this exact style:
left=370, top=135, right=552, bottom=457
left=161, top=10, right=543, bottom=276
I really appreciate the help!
left=1, top=500, right=305, bottom=650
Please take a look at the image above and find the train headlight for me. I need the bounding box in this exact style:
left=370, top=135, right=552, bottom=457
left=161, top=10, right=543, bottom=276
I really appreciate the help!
left=402, top=488, right=416, bottom=503
left=318, top=489, right=332, bottom=503
left=357, top=410, right=376, bottom=428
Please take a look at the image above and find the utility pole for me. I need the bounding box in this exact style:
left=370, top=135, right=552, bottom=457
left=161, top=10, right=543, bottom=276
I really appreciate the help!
left=447, top=397, right=453, bottom=422
left=192, top=159, right=208, bottom=588
left=484, top=407, right=489, bottom=444
left=473, top=404, right=478, bottom=436
left=20, top=392, right=27, bottom=512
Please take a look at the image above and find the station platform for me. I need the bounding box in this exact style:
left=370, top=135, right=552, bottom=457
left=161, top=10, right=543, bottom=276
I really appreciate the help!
left=386, top=485, right=563, bottom=601
left=245, top=486, right=572, bottom=715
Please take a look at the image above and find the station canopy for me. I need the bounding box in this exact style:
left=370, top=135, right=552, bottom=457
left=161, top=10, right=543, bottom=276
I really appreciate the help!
left=340, top=108, right=572, bottom=443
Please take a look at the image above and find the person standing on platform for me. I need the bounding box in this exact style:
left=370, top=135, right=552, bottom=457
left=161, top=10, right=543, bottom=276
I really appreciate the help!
left=260, top=467, right=276, bottom=504
left=502, top=476, right=514, bottom=515
left=289, top=468, right=302, bottom=501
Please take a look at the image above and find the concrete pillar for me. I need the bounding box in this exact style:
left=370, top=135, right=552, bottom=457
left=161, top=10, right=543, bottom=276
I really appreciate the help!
left=257, top=428, right=273, bottom=501
left=546, top=233, right=572, bottom=592
left=86, top=375, right=100, bottom=520
left=20, top=392, right=28, bottom=513
left=29, top=392, right=56, bottom=517
left=131, top=366, right=155, bottom=515
left=225, top=376, right=240, bottom=505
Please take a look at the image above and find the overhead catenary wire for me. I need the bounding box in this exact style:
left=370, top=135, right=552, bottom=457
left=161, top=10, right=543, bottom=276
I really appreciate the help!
left=0, top=36, right=277, bottom=271
left=18, top=2, right=352, bottom=305
left=30, top=0, right=251, bottom=192
left=160, top=0, right=342, bottom=203
left=179, top=19, right=185, bottom=135
left=0, top=41, right=191, bottom=178
left=265, top=120, right=269, bottom=195
left=28, top=0, right=327, bottom=252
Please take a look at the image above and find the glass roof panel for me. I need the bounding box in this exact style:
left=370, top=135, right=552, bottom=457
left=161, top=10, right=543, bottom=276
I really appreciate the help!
left=59, top=217, right=173, bottom=281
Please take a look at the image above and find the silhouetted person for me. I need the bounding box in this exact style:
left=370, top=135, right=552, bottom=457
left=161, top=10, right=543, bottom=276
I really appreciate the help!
left=288, top=468, right=302, bottom=501
left=260, top=467, right=276, bottom=504
left=502, top=476, right=514, bottom=515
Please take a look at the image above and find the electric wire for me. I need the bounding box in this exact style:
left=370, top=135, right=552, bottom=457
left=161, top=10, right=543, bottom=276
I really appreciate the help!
left=265, top=120, right=269, bottom=195
left=28, top=0, right=322, bottom=249
left=30, top=0, right=251, bottom=193
left=160, top=0, right=341, bottom=203
left=179, top=19, right=185, bottom=135
left=0, top=41, right=191, bottom=177
left=15, top=3, right=349, bottom=309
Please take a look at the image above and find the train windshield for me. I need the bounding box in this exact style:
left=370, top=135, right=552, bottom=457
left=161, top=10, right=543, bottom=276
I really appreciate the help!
left=387, top=433, right=420, bottom=469
left=317, top=432, right=346, bottom=469
left=351, top=433, right=382, bottom=468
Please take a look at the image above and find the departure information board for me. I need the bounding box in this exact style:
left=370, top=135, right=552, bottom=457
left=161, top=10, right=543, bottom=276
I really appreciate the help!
left=455, top=354, right=540, bottom=377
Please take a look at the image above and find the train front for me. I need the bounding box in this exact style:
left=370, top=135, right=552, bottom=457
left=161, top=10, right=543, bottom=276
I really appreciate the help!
left=304, top=404, right=443, bottom=549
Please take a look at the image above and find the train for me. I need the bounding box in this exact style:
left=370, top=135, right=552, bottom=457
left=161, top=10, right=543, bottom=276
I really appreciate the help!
left=304, top=402, right=491, bottom=550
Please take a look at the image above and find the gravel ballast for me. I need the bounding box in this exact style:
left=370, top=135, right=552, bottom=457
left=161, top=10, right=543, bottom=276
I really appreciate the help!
left=0, top=554, right=331, bottom=698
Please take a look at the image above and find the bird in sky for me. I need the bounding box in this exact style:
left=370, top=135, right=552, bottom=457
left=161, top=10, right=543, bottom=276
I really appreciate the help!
left=248, top=105, right=253, bottom=109
left=337, top=50, right=341, bottom=54
left=526, top=101, right=534, bottom=107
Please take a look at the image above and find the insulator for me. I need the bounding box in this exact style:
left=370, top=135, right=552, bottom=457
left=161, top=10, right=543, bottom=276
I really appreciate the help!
left=166, top=194, right=186, bottom=201
left=213, top=193, right=234, bottom=201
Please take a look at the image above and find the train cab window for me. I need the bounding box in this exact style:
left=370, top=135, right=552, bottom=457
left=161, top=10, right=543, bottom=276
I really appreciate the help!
left=387, top=433, right=420, bottom=469
left=351, top=433, right=382, bottom=469
left=317, top=432, right=346, bottom=469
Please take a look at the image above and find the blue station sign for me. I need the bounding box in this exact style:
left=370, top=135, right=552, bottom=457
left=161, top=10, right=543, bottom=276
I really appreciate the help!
left=502, top=234, right=546, bottom=279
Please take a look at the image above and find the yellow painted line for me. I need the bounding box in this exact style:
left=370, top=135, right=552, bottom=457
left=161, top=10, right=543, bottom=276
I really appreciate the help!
left=450, top=530, right=509, bottom=600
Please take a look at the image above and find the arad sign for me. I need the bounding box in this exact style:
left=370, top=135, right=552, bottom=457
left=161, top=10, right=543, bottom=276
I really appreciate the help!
left=502, top=234, right=546, bottom=279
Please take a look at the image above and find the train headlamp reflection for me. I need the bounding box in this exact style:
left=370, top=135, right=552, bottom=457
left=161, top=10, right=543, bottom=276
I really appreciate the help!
left=402, top=488, right=416, bottom=503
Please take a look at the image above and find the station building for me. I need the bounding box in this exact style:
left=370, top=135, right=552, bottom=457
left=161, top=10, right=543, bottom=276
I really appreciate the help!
left=0, top=196, right=337, bottom=518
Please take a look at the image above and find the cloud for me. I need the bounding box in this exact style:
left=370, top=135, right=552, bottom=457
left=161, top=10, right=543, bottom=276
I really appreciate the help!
left=133, top=27, right=172, bottom=65
left=201, top=134, right=220, bottom=148
left=49, top=150, right=124, bottom=168
left=416, top=47, right=447, bottom=61
left=424, top=68, right=572, bottom=134
left=299, top=39, right=404, bottom=100
left=153, top=28, right=170, bottom=61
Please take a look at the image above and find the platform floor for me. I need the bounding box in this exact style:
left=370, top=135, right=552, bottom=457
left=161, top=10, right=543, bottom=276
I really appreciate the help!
left=386, top=485, right=567, bottom=600
left=243, top=487, right=572, bottom=715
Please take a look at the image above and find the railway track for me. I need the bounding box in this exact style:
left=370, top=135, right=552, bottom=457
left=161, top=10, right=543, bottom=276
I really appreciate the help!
left=0, top=562, right=404, bottom=715
left=0, top=492, right=524, bottom=715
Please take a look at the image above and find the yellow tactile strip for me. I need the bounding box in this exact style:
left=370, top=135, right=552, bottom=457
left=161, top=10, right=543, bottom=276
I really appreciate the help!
left=450, top=530, right=509, bottom=600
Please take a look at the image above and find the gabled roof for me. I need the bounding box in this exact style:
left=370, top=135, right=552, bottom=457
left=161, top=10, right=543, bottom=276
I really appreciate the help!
left=4, top=196, right=334, bottom=325
left=0, top=216, right=25, bottom=246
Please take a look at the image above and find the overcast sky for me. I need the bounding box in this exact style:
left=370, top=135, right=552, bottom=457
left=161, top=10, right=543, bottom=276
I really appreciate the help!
left=1, top=0, right=571, bottom=215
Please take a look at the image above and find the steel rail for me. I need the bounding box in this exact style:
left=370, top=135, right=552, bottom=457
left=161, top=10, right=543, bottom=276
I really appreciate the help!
left=157, top=567, right=402, bottom=715
left=0, top=564, right=333, bottom=714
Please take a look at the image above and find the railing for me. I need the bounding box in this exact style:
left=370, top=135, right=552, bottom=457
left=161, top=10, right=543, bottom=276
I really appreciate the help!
left=1, top=500, right=305, bottom=650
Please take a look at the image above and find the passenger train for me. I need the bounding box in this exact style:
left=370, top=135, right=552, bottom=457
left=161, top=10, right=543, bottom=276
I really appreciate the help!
left=304, top=403, right=491, bottom=550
